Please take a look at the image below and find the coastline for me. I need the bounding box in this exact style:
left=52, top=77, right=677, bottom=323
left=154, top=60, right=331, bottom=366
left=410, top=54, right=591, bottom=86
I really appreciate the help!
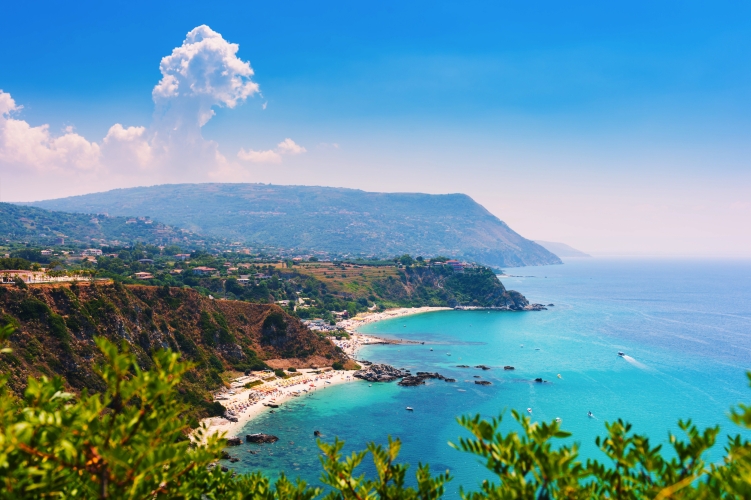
left=200, top=369, right=357, bottom=440
left=200, top=306, right=450, bottom=440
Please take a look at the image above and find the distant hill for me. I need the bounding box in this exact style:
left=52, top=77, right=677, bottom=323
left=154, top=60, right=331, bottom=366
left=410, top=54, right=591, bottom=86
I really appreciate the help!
left=534, top=241, right=591, bottom=259
left=25, top=184, right=561, bottom=268
left=0, top=203, right=210, bottom=249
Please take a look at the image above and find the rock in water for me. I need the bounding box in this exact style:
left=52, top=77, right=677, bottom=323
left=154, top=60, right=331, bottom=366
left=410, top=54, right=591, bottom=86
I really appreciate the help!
left=398, top=376, right=426, bottom=386
left=475, top=365, right=491, bottom=370
left=354, top=363, right=409, bottom=382
left=246, top=433, right=279, bottom=443
left=313, top=430, right=321, bottom=437
left=475, top=380, right=492, bottom=386
left=226, top=437, right=243, bottom=446
left=503, top=366, right=515, bottom=370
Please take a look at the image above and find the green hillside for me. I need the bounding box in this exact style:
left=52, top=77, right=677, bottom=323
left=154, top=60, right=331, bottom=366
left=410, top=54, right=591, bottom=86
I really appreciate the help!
left=0, top=202, right=212, bottom=249
left=26, top=183, right=562, bottom=268
left=0, top=282, right=346, bottom=422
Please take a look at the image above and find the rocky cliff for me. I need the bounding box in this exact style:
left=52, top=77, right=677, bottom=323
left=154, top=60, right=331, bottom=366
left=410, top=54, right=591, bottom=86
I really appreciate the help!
left=0, top=282, right=345, bottom=422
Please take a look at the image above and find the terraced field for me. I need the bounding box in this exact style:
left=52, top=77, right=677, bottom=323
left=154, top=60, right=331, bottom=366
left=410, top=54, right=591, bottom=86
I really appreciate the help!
left=274, top=262, right=401, bottom=297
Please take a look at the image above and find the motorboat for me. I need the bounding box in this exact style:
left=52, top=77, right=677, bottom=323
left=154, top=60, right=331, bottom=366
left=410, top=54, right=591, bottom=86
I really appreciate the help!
left=430, top=348, right=433, bottom=351
left=555, top=417, right=562, bottom=423
left=588, top=411, right=594, bottom=418
left=618, top=351, right=625, bottom=357
left=527, top=408, right=532, bottom=414
left=406, top=407, right=414, bottom=411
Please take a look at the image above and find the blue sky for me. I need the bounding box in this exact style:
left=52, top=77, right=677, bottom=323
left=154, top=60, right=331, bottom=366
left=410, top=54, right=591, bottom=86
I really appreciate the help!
left=1, top=1, right=750, bottom=256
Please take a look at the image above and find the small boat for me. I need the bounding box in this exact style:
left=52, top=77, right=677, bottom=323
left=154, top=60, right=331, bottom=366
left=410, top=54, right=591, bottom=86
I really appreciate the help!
left=618, top=351, right=625, bottom=357
left=430, top=348, right=433, bottom=351
left=588, top=411, right=594, bottom=418
left=555, top=417, right=562, bottom=423
left=557, top=374, right=562, bottom=379
left=406, top=407, right=414, bottom=411
left=447, top=353, right=451, bottom=356
left=527, top=408, right=532, bottom=414
left=520, top=344, right=524, bottom=348
left=369, top=384, right=372, bottom=387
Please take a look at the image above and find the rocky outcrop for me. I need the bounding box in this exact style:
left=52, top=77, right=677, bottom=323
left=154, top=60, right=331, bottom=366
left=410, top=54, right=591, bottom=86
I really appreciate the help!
left=246, top=433, right=279, bottom=443
left=355, top=365, right=454, bottom=386
left=226, top=437, right=243, bottom=446
left=398, top=371, right=455, bottom=386
left=504, top=366, right=515, bottom=370
left=354, top=364, right=408, bottom=382
left=475, top=365, right=491, bottom=370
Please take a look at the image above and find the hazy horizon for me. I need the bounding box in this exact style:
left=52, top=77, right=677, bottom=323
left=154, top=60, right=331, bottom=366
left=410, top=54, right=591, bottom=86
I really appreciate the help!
left=2, top=1, right=749, bottom=257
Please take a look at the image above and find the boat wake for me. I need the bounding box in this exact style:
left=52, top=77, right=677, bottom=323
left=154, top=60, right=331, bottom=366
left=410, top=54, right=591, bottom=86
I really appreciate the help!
left=622, top=355, right=647, bottom=369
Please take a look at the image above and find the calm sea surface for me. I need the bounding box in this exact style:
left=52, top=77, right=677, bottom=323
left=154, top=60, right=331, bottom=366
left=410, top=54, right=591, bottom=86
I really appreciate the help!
left=227, top=259, right=751, bottom=496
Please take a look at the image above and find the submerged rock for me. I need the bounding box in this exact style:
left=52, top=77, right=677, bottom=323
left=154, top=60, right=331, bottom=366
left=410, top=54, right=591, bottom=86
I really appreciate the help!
left=475, top=380, right=492, bottom=386
left=398, top=376, right=426, bottom=386
left=457, top=365, right=470, bottom=368
left=503, top=366, right=515, bottom=370
left=475, top=365, right=491, bottom=370
left=246, top=433, right=279, bottom=444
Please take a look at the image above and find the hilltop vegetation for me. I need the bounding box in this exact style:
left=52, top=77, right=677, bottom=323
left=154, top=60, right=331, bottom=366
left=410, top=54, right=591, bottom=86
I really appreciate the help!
left=0, top=282, right=345, bottom=423
left=26, top=183, right=562, bottom=268
left=0, top=202, right=213, bottom=250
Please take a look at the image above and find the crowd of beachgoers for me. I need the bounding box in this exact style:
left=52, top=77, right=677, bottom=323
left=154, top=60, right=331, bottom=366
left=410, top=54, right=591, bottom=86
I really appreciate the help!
left=200, top=307, right=448, bottom=440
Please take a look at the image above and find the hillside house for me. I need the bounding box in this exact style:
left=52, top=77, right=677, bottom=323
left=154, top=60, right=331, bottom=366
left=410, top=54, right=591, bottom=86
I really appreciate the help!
left=134, top=272, right=153, bottom=280
left=446, top=260, right=465, bottom=272
left=82, top=249, right=103, bottom=256
left=192, top=266, right=216, bottom=275
left=0, top=270, right=47, bottom=284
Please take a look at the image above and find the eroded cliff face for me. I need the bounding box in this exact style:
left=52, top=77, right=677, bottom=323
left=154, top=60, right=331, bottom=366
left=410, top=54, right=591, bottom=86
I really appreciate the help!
left=0, top=283, right=345, bottom=420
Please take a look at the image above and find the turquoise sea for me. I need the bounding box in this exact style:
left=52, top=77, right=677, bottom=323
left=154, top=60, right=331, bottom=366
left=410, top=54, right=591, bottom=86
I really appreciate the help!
left=227, top=259, right=751, bottom=496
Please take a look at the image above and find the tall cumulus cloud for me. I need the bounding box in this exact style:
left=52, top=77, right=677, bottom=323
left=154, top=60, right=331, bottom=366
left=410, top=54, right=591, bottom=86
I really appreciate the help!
left=0, top=25, right=304, bottom=187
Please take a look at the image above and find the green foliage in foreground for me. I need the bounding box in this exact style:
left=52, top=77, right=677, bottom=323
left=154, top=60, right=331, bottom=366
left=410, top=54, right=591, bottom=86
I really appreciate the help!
left=1, top=325, right=750, bottom=499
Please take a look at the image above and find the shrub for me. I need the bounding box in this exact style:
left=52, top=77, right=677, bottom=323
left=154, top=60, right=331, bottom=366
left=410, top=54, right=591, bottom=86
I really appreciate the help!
left=332, top=361, right=344, bottom=370
left=287, top=367, right=297, bottom=372
left=1, top=325, right=751, bottom=498
left=274, top=368, right=286, bottom=378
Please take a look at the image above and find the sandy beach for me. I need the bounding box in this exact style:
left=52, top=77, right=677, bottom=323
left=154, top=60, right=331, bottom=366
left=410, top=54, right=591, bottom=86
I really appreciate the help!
left=201, top=368, right=358, bottom=440
left=200, top=306, right=449, bottom=440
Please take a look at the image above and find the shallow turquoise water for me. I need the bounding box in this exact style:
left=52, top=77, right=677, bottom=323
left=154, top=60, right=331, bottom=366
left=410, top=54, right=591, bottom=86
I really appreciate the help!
left=226, top=259, right=751, bottom=496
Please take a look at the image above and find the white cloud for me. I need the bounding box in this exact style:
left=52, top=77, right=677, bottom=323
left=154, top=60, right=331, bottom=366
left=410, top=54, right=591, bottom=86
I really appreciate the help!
left=276, top=138, right=306, bottom=155
left=237, top=138, right=306, bottom=164
left=102, top=124, right=153, bottom=168
left=237, top=148, right=282, bottom=163
left=0, top=91, right=101, bottom=172
left=1, top=26, right=310, bottom=191
left=153, top=25, right=259, bottom=130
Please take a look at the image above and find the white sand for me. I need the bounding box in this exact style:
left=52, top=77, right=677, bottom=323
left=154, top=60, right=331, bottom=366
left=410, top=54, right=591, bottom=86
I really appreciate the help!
left=200, top=307, right=449, bottom=440
left=201, top=369, right=358, bottom=440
